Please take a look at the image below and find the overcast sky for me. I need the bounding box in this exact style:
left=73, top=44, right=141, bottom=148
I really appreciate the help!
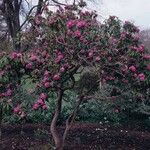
left=98, top=0, right=150, bottom=29
left=29, top=0, right=150, bottom=29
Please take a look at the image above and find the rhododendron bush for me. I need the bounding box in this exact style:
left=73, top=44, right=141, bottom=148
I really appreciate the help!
left=0, top=6, right=150, bottom=149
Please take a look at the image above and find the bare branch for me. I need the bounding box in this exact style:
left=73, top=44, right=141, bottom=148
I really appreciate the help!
left=51, top=0, right=68, bottom=6
left=20, top=5, right=39, bottom=30
left=35, top=0, right=44, bottom=16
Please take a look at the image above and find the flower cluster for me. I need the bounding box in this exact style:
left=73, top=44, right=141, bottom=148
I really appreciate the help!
left=33, top=93, right=48, bottom=110
left=0, top=7, right=150, bottom=118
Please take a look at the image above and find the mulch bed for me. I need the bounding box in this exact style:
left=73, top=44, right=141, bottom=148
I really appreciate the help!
left=0, top=123, right=150, bottom=150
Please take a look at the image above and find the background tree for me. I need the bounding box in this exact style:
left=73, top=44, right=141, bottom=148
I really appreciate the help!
left=140, top=29, right=150, bottom=53
left=0, top=0, right=88, bottom=51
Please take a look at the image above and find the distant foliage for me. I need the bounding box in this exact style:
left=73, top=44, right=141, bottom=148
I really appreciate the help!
left=140, top=29, right=150, bottom=53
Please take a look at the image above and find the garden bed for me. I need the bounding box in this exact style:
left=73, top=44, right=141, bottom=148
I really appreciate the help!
left=0, top=123, right=150, bottom=150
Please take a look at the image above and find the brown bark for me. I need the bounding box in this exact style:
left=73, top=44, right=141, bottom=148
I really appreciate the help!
left=50, top=89, right=64, bottom=150
left=63, top=95, right=84, bottom=143
left=1, top=0, right=21, bottom=51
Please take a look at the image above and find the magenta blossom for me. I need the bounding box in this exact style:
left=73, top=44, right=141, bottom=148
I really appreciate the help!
left=6, top=89, right=12, bottom=96
left=76, top=20, right=86, bottom=28
left=146, top=64, right=150, bottom=71
left=44, top=70, right=50, bottom=77
left=10, top=52, right=22, bottom=59
left=143, top=55, right=150, bottom=60
left=37, top=99, right=44, bottom=105
left=138, top=73, right=145, bottom=81
left=33, top=103, right=39, bottom=110
left=67, top=20, right=75, bottom=28
left=40, top=93, right=47, bottom=100
left=20, top=111, right=26, bottom=118
left=30, top=55, right=38, bottom=61
left=44, top=82, right=51, bottom=88
left=53, top=74, right=61, bottom=81
left=26, top=63, right=33, bottom=69
left=42, top=104, right=48, bottom=110
left=13, top=105, right=21, bottom=114
left=129, top=66, right=136, bottom=72
left=138, top=45, right=144, bottom=53
left=60, top=67, right=65, bottom=73
left=74, top=30, right=81, bottom=37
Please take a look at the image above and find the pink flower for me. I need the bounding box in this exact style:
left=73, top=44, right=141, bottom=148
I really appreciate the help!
left=10, top=52, right=17, bottom=59
left=53, top=74, right=61, bottom=81
left=138, top=45, right=144, bottom=53
left=121, top=32, right=126, bottom=38
left=37, top=99, right=44, bottom=105
left=115, top=109, right=119, bottom=113
left=129, top=66, right=136, bottom=72
left=42, top=104, right=48, bottom=110
left=60, top=67, right=65, bottom=73
left=0, top=70, right=4, bottom=76
left=74, top=30, right=81, bottom=37
left=6, top=89, right=12, bottom=96
left=13, top=105, right=21, bottom=114
left=54, top=54, right=64, bottom=64
left=108, top=57, right=112, bottom=61
left=44, top=82, right=51, bottom=88
left=143, top=55, right=150, bottom=60
left=131, top=46, right=138, bottom=52
left=30, top=55, right=37, bottom=61
left=54, top=58, right=61, bottom=64
left=138, top=73, right=145, bottom=81
left=44, top=70, right=49, bottom=77
left=43, top=76, right=49, bottom=83
left=67, top=30, right=73, bottom=36
left=33, top=103, right=39, bottom=110
left=146, top=64, right=150, bottom=70
left=57, top=54, right=64, bottom=60
left=26, top=63, right=33, bottom=69
left=17, top=53, right=22, bottom=58
left=41, top=51, right=47, bottom=57
left=134, top=74, right=138, bottom=77
left=40, top=93, right=47, bottom=100
left=46, top=54, right=50, bottom=59
left=20, top=112, right=26, bottom=118
left=76, top=20, right=86, bottom=28
left=67, top=20, right=75, bottom=28
left=88, top=52, right=93, bottom=58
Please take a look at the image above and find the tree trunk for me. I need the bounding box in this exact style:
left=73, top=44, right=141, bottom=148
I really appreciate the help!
left=1, top=0, right=21, bottom=51
left=62, top=95, right=84, bottom=143
left=50, top=89, right=64, bottom=150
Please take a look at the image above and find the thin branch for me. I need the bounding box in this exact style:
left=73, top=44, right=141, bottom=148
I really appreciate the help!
left=62, top=78, right=101, bottom=142
left=51, top=0, right=68, bottom=6
left=35, top=0, right=44, bottom=16
left=19, top=5, right=39, bottom=30
left=19, top=0, right=23, bottom=7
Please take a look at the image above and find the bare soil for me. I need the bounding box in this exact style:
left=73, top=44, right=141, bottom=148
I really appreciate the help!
left=0, top=123, right=150, bottom=150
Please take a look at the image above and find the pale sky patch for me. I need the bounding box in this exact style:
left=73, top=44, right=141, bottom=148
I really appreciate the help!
left=99, top=0, right=150, bottom=29
left=27, top=0, right=150, bottom=29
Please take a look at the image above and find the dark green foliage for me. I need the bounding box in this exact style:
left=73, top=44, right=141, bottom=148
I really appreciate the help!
left=77, top=71, right=99, bottom=94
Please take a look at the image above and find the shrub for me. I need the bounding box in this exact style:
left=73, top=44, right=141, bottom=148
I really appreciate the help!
left=0, top=5, right=150, bottom=149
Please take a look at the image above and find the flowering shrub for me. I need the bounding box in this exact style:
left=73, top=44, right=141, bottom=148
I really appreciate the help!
left=0, top=6, right=150, bottom=149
